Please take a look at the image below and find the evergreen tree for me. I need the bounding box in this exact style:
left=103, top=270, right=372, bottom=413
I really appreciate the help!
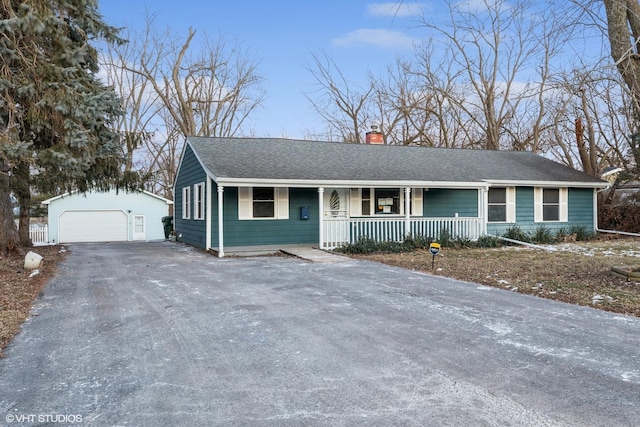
left=0, top=0, right=132, bottom=251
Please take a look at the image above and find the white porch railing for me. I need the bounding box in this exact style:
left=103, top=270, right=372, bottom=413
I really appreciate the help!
left=322, top=217, right=484, bottom=249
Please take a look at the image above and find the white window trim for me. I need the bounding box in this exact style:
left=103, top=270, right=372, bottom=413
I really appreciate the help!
left=238, top=187, right=289, bottom=220
left=350, top=188, right=422, bottom=217
left=182, top=187, right=191, bottom=219
left=534, top=187, right=568, bottom=223
left=487, top=187, right=516, bottom=223
left=193, top=182, right=205, bottom=220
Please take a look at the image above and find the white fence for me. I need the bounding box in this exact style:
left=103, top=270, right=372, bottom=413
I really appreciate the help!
left=323, top=217, right=484, bottom=249
left=30, top=224, right=49, bottom=245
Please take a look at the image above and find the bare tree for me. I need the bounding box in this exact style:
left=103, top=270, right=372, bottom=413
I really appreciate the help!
left=100, top=17, right=265, bottom=197
left=140, top=110, right=183, bottom=199
left=370, top=59, right=436, bottom=146
left=602, top=0, right=640, bottom=168
left=545, top=63, right=634, bottom=175
left=416, top=0, right=560, bottom=150
left=101, top=27, right=160, bottom=173
left=130, top=21, right=264, bottom=138
left=305, top=52, right=375, bottom=143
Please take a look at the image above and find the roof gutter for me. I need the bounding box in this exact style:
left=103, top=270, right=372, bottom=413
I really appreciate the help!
left=214, top=178, right=490, bottom=189
left=484, top=180, right=608, bottom=189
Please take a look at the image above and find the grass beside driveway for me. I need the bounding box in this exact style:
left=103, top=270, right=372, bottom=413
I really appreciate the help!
left=351, top=238, right=640, bottom=318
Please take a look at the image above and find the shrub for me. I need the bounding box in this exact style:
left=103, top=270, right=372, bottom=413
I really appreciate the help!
left=403, top=234, right=433, bottom=250
left=568, top=224, right=594, bottom=241
left=453, top=236, right=473, bottom=248
left=531, top=225, right=556, bottom=244
left=599, top=203, right=640, bottom=232
left=503, top=226, right=530, bottom=243
left=476, top=235, right=502, bottom=248
left=334, top=238, right=379, bottom=254
left=437, top=228, right=453, bottom=247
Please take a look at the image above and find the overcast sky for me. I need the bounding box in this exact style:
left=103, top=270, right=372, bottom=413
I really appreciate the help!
left=98, top=1, right=428, bottom=139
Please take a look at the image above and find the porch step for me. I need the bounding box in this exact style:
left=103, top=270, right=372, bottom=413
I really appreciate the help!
left=217, top=244, right=351, bottom=263
left=280, top=246, right=351, bottom=263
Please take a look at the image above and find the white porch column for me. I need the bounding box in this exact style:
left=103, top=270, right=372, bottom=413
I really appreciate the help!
left=479, top=187, right=487, bottom=237
left=404, top=187, right=411, bottom=238
left=217, top=186, right=225, bottom=257
left=318, top=187, right=324, bottom=249
left=206, top=177, right=213, bottom=250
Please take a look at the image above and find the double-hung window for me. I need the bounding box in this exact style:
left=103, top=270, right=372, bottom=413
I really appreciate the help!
left=487, top=187, right=515, bottom=223
left=238, top=187, right=289, bottom=220
left=252, top=187, right=275, bottom=218
left=193, top=182, right=205, bottom=220
left=182, top=187, right=191, bottom=219
left=542, top=188, right=560, bottom=221
left=534, top=188, right=568, bottom=222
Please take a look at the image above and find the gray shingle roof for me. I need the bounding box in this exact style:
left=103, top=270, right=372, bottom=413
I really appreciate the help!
left=186, top=136, right=606, bottom=187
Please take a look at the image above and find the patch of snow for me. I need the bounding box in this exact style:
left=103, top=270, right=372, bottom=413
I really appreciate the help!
left=592, top=294, right=614, bottom=304
left=29, top=269, right=40, bottom=278
left=621, top=371, right=640, bottom=382
left=484, top=321, right=513, bottom=336
left=149, top=280, right=167, bottom=288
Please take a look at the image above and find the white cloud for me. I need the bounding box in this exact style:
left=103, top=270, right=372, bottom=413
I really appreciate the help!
left=367, top=2, right=426, bottom=18
left=332, top=29, right=415, bottom=49
left=455, top=0, right=502, bottom=13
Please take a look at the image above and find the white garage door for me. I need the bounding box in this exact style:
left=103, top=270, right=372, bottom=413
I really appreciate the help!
left=59, top=210, right=128, bottom=243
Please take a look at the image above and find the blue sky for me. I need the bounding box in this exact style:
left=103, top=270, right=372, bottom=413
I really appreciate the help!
left=98, top=1, right=427, bottom=138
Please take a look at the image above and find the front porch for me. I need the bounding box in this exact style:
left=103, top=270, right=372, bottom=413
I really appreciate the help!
left=322, top=216, right=485, bottom=249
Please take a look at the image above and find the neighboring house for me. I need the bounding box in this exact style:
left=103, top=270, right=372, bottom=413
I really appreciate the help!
left=43, top=189, right=173, bottom=243
left=174, top=137, right=608, bottom=256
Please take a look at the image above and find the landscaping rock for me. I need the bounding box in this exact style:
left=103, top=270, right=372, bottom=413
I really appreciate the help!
left=611, top=266, right=640, bottom=281
left=24, top=251, right=43, bottom=270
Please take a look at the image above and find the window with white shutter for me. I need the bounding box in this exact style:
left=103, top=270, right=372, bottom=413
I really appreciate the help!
left=238, top=187, right=289, bottom=220
left=534, top=188, right=567, bottom=222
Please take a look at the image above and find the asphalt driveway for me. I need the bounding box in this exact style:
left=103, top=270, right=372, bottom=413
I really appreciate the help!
left=1, top=241, right=639, bottom=426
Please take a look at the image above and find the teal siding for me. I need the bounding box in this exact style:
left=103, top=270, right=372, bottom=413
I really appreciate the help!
left=174, top=145, right=208, bottom=248
left=487, top=187, right=595, bottom=236
left=423, top=189, right=478, bottom=217
left=568, top=188, right=595, bottom=228
left=213, top=187, right=319, bottom=247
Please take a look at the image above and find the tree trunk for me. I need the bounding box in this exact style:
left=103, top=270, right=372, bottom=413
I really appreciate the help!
left=603, top=0, right=640, bottom=167
left=0, top=160, right=21, bottom=256
left=15, top=161, right=32, bottom=247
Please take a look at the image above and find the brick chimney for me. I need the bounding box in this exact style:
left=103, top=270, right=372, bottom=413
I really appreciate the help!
left=365, top=124, right=384, bottom=144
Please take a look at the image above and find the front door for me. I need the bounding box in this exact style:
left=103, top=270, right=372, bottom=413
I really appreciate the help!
left=323, top=189, right=349, bottom=246
left=133, top=215, right=146, bottom=240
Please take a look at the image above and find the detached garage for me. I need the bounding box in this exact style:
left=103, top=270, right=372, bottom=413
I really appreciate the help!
left=43, top=189, right=173, bottom=244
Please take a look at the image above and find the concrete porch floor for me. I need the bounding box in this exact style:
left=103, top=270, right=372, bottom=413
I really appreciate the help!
left=210, top=244, right=352, bottom=263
